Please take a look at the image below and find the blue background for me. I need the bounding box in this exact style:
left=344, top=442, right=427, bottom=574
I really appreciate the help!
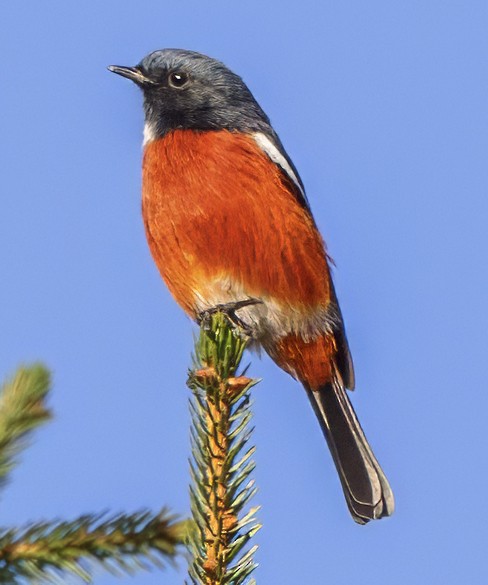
left=1, top=1, right=487, bottom=583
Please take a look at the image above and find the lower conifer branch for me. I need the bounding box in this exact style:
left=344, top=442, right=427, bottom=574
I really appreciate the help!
left=0, top=365, right=189, bottom=583
left=0, top=510, right=187, bottom=583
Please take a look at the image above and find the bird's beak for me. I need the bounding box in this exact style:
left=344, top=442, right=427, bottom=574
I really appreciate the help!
left=107, top=65, right=155, bottom=86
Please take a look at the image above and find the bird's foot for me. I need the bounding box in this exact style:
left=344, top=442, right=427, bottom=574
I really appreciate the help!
left=197, top=298, right=263, bottom=336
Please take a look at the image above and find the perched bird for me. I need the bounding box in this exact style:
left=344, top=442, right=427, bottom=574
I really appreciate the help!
left=109, top=49, right=394, bottom=524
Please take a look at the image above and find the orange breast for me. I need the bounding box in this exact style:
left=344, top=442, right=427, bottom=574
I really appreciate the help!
left=142, top=129, right=333, bottom=319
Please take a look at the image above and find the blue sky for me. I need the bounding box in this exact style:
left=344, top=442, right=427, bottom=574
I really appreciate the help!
left=1, top=1, right=487, bottom=583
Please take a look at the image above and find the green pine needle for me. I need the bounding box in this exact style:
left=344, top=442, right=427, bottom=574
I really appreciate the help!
left=187, top=313, right=261, bottom=585
left=0, top=365, right=52, bottom=487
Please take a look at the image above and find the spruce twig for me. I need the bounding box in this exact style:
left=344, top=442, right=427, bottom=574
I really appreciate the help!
left=187, top=313, right=261, bottom=585
left=0, top=365, right=188, bottom=583
left=0, top=510, right=188, bottom=583
left=0, top=365, right=51, bottom=487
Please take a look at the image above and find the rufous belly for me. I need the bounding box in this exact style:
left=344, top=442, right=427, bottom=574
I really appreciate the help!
left=142, top=129, right=337, bottom=347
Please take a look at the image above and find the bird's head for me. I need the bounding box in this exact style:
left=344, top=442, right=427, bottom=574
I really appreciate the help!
left=108, top=49, right=271, bottom=142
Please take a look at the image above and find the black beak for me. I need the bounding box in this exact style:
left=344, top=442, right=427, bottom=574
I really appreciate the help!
left=107, top=65, right=155, bottom=86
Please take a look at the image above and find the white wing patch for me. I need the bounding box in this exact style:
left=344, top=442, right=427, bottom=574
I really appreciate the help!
left=252, top=132, right=305, bottom=199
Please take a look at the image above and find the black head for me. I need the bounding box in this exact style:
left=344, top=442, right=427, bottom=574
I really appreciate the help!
left=108, top=49, right=274, bottom=140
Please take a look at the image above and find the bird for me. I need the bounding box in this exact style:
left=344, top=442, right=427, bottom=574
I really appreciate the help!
left=108, top=49, right=394, bottom=524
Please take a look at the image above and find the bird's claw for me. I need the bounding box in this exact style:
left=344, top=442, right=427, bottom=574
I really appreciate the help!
left=197, top=298, right=263, bottom=336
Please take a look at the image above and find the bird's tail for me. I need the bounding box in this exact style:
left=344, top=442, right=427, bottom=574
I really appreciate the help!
left=306, top=382, right=394, bottom=524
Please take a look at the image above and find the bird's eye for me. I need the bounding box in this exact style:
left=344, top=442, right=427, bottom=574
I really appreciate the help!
left=168, top=71, right=190, bottom=88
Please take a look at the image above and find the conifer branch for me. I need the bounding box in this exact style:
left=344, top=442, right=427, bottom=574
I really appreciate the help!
left=0, top=365, right=51, bottom=487
left=0, top=365, right=188, bottom=583
left=187, top=313, right=261, bottom=585
left=0, top=509, right=188, bottom=583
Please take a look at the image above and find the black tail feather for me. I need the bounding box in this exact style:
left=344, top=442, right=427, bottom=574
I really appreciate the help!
left=307, top=382, right=394, bottom=524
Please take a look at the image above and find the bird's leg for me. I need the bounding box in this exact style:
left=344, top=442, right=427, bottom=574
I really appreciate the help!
left=197, top=298, right=263, bottom=336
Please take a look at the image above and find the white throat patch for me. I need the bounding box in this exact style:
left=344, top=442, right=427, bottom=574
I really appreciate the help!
left=143, top=122, right=157, bottom=147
